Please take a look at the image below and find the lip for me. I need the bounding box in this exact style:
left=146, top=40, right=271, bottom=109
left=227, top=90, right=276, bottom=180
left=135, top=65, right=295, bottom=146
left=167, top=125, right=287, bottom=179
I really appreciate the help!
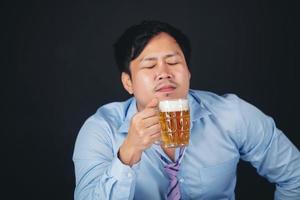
left=157, top=86, right=176, bottom=92
left=155, top=82, right=177, bottom=93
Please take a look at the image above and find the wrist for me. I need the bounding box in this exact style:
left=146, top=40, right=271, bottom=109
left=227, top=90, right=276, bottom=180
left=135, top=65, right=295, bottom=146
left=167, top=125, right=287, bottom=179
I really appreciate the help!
left=118, top=140, right=142, bottom=166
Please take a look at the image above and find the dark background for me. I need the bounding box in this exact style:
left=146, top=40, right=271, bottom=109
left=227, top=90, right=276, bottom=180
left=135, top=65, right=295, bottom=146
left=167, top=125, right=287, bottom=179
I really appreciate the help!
left=2, top=0, right=299, bottom=199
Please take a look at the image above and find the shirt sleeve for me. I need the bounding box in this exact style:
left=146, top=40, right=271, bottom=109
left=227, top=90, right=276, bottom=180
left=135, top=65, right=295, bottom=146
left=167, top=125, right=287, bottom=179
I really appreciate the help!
left=236, top=97, right=300, bottom=199
left=72, top=116, right=139, bottom=200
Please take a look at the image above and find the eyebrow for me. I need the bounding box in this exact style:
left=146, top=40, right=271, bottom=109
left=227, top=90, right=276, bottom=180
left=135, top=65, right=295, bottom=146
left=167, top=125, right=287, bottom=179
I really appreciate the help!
left=140, top=52, right=180, bottom=62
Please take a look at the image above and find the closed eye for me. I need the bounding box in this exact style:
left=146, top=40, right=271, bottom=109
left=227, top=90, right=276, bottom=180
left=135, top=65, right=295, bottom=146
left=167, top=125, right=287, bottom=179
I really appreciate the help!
left=167, top=62, right=179, bottom=65
left=140, top=61, right=156, bottom=69
left=143, top=64, right=156, bottom=69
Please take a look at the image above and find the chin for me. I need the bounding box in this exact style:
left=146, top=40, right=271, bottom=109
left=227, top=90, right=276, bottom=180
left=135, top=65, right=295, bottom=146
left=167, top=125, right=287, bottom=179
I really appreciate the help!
left=156, top=92, right=178, bottom=100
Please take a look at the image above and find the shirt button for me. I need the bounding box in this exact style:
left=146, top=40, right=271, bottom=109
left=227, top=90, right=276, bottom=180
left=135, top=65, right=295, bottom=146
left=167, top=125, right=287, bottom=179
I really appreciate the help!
left=127, top=172, right=132, bottom=178
left=179, top=178, right=184, bottom=183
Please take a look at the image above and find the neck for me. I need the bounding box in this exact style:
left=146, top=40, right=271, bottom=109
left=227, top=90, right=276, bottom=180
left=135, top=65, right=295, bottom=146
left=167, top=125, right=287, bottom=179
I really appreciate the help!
left=161, top=146, right=176, bottom=162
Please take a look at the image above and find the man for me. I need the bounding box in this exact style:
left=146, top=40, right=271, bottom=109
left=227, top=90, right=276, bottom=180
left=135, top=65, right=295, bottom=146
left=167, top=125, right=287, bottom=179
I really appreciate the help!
left=73, top=20, right=300, bottom=199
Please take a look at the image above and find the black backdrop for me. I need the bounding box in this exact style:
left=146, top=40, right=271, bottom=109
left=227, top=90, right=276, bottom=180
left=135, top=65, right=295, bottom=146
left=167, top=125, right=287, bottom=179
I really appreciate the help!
left=3, top=0, right=299, bottom=199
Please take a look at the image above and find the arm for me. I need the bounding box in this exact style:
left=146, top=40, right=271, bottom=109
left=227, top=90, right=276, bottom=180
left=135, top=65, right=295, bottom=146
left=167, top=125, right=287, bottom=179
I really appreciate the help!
left=237, top=97, right=300, bottom=199
left=73, top=98, right=160, bottom=200
left=73, top=117, right=138, bottom=200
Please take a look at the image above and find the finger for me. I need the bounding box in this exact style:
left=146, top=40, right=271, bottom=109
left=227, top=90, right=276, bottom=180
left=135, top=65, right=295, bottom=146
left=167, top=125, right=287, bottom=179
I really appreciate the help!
left=149, top=131, right=161, bottom=142
left=145, top=98, right=159, bottom=109
left=140, top=108, right=159, bottom=119
left=143, top=116, right=160, bottom=128
left=131, top=108, right=157, bottom=125
left=145, top=123, right=161, bottom=136
left=141, top=129, right=161, bottom=145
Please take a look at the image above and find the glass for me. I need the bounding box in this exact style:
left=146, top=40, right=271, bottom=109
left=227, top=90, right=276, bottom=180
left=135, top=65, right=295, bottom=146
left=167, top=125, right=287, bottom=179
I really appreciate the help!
left=158, top=98, right=190, bottom=148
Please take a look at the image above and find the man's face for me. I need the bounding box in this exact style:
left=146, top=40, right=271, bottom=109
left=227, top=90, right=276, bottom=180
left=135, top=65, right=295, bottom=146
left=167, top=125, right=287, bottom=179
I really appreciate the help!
left=121, top=32, right=191, bottom=111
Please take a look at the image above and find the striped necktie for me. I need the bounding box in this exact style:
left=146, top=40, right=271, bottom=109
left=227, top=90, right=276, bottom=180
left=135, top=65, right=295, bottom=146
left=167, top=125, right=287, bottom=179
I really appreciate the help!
left=157, top=147, right=185, bottom=200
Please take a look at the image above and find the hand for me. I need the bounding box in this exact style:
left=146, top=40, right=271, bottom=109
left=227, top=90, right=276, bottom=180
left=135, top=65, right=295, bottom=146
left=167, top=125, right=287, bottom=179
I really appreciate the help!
left=119, top=98, right=161, bottom=166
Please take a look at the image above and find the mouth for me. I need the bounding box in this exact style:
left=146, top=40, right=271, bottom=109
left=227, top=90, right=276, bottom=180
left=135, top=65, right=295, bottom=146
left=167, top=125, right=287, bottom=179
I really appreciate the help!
left=155, top=82, right=177, bottom=93
left=156, top=86, right=176, bottom=93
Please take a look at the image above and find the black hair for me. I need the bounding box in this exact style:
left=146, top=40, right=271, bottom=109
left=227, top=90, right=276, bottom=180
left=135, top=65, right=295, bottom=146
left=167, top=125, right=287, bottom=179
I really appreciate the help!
left=113, top=20, right=191, bottom=75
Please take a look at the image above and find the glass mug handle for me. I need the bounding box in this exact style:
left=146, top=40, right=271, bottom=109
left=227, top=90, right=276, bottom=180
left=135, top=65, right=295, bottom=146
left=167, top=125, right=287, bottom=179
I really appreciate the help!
left=154, top=139, right=162, bottom=145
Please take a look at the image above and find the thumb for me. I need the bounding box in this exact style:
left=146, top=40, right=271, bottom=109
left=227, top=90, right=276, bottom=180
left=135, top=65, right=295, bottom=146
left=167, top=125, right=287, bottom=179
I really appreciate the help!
left=146, top=98, right=159, bottom=108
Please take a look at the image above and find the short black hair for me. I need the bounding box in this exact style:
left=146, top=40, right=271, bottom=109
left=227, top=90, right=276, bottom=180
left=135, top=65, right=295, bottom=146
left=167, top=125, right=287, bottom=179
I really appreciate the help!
left=113, top=20, right=191, bottom=74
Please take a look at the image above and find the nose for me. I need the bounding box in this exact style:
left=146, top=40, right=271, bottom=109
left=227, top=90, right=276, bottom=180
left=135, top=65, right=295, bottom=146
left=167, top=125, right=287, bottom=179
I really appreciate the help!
left=156, top=62, right=172, bottom=80
left=157, top=72, right=171, bottom=80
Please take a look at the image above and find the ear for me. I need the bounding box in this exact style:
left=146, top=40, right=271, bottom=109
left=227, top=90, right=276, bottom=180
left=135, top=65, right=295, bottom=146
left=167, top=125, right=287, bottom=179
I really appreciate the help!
left=188, top=70, right=191, bottom=80
left=121, top=72, right=133, bottom=95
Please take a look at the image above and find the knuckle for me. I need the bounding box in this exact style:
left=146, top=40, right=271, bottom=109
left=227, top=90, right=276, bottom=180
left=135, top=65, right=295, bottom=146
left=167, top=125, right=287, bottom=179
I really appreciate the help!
left=144, top=138, right=151, bottom=146
left=132, top=115, right=139, bottom=123
left=139, top=129, right=145, bottom=136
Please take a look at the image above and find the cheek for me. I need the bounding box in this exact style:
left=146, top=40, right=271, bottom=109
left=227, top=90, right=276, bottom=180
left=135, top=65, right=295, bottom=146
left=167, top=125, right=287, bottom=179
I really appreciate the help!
left=133, top=72, right=153, bottom=90
left=176, top=68, right=190, bottom=82
left=176, top=68, right=191, bottom=93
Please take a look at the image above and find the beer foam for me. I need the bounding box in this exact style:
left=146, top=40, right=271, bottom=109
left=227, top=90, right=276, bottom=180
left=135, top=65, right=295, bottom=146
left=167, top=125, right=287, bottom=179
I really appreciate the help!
left=159, top=99, right=189, bottom=112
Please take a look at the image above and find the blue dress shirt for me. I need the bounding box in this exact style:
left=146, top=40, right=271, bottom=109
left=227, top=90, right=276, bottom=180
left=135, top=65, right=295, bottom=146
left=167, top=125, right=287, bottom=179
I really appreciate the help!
left=73, top=90, right=300, bottom=199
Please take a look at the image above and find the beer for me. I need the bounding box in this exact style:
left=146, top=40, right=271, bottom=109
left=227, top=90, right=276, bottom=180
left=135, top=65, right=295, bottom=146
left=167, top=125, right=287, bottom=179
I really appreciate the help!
left=159, top=99, right=190, bottom=148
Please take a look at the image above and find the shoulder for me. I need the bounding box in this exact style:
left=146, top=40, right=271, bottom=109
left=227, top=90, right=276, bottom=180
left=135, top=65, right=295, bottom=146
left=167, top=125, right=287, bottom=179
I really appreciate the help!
left=189, top=89, right=240, bottom=110
left=189, top=89, right=246, bottom=130
left=85, top=98, right=133, bottom=130
left=73, top=98, right=133, bottom=157
left=94, top=98, right=133, bottom=125
left=190, top=89, right=271, bottom=130
left=190, top=89, right=265, bottom=118
left=77, top=98, right=133, bottom=139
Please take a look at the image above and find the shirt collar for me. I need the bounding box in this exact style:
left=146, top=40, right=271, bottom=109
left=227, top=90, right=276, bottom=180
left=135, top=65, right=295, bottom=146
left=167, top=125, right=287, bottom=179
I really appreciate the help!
left=118, top=90, right=212, bottom=133
left=188, top=90, right=212, bottom=123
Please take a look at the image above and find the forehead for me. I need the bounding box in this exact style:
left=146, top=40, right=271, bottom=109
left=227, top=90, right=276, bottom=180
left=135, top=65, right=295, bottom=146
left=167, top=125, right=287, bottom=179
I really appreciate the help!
left=137, top=32, right=184, bottom=59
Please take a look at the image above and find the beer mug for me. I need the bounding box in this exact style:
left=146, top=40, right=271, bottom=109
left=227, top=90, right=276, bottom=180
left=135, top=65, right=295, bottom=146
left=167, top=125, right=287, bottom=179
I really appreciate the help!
left=159, top=98, right=190, bottom=148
